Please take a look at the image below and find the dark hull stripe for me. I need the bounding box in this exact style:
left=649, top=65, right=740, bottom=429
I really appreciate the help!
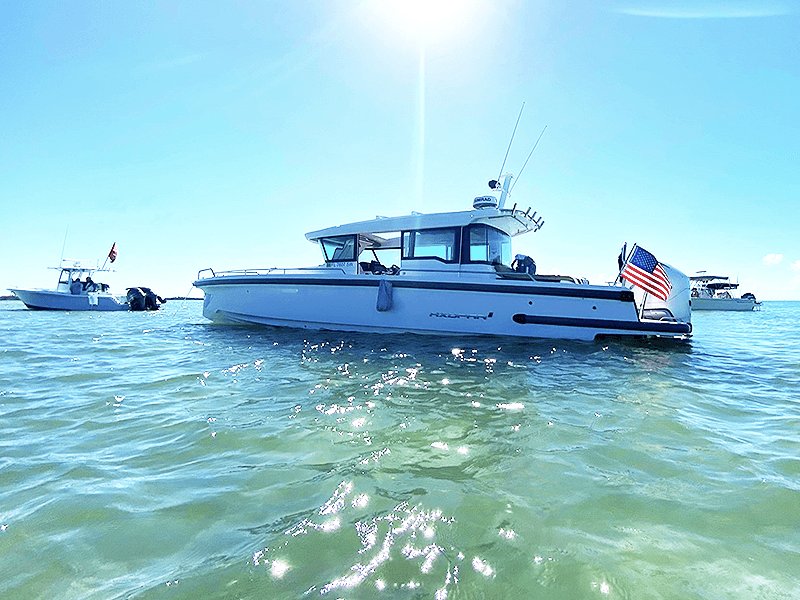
left=512, top=313, right=691, bottom=335
left=194, top=276, right=635, bottom=302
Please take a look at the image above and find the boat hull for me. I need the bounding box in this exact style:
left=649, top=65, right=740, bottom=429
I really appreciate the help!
left=195, top=274, right=691, bottom=341
left=690, top=297, right=758, bottom=311
left=10, top=288, right=130, bottom=311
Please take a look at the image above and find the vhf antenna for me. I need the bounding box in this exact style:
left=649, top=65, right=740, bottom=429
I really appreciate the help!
left=510, top=125, right=547, bottom=192
left=495, top=102, right=525, bottom=187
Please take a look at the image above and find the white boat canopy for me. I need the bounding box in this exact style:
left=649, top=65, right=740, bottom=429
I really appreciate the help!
left=305, top=206, right=544, bottom=250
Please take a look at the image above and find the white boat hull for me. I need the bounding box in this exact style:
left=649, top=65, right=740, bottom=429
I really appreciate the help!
left=10, top=288, right=130, bottom=311
left=193, top=172, right=692, bottom=341
left=691, top=297, right=758, bottom=311
left=196, top=273, right=691, bottom=341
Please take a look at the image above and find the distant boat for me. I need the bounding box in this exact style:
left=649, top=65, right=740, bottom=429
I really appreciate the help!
left=194, top=173, right=692, bottom=341
left=9, top=261, right=164, bottom=312
left=690, top=274, right=760, bottom=311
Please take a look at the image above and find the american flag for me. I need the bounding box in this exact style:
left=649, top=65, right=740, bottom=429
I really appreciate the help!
left=620, top=246, right=672, bottom=300
left=108, top=243, right=117, bottom=263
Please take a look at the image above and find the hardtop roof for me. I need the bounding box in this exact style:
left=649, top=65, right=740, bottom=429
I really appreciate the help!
left=305, top=206, right=542, bottom=246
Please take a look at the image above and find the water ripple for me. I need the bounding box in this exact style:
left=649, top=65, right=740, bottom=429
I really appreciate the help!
left=1, top=301, right=799, bottom=598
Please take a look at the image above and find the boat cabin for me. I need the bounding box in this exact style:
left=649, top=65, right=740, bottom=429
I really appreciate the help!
left=53, top=264, right=110, bottom=294
left=313, top=221, right=515, bottom=274
left=306, top=191, right=544, bottom=277
left=689, top=275, right=738, bottom=299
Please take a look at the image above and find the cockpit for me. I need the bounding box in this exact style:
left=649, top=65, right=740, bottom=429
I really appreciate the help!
left=317, top=223, right=514, bottom=275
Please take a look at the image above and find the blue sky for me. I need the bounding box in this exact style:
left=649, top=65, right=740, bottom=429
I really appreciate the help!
left=2, top=0, right=798, bottom=300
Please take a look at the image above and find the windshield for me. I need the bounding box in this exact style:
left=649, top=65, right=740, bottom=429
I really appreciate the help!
left=465, top=224, right=512, bottom=266
left=320, top=235, right=357, bottom=262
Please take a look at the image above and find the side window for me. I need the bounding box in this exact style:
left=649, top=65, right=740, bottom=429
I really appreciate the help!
left=320, top=235, right=357, bottom=262
left=465, top=225, right=512, bottom=266
left=402, top=228, right=460, bottom=262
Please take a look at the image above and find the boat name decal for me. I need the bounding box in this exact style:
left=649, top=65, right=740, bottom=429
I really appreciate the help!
left=429, top=311, right=493, bottom=320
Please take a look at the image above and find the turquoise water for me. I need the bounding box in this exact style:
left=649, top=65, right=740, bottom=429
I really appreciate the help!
left=1, top=300, right=798, bottom=599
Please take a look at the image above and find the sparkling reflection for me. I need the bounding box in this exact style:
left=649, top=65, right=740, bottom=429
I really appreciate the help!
left=471, top=556, right=494, bottom=577
left=256, top=479, right=471, bottom=596
left=270, top=559, right=290, bottom=579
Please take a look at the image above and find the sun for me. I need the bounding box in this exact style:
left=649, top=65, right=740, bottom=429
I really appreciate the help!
left=356, top=0, right=486, bottom=203
left=365, top=0, right=482, bottom=43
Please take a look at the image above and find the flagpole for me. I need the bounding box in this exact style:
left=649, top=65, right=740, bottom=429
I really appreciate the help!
left=101, top=242, right=116, bottom=271
left=615, top=242, right=636, bottom=284
left=618, top=242, right=648, bottom=317
left=638, top=291, right=648, bottom=319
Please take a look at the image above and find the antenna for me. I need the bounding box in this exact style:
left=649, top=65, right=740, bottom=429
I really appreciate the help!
left=496, top=102, right=525, bottom=184
left=60, top=226, right=69, bottom=265
left=510, top=125, right=547, bottom=192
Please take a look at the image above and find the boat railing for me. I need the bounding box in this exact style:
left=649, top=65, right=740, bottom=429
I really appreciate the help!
left=196, top=266, right=351, bottom=280
left=196, top=265, right=594, bottom=282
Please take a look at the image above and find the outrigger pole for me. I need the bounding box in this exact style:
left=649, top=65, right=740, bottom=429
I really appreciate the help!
left=496, top=102, right=525, bottom=186
left=510, top=125, right=547, bottom=193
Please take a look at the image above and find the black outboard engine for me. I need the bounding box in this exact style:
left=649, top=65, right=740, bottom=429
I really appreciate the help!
left=127, top=287, right=145, bottom=311
left=512, top=254, right=536, bottom=275
left=141, top=287, right=164, bottom=310
left=127, top=287, right=166, bottom=311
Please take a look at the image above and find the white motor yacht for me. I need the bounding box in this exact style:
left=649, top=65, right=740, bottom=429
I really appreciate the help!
left=10, top=245, right=165, bottom=312
left=194, top=174, right=692, bottom=341
left=11, top=262, right=131, bottom=311
left=690, top=274, right=760, bottom=311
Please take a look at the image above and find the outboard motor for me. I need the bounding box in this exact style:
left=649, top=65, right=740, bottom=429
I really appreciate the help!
left=142, top=287, right=165, bottom=310
left=127, top=287, right=145, bottom=311
left=655, top=263, right=692, bottom=325
left=512, top=254, right=536, bottom=275
left=127, top=287, right=166, bottom=311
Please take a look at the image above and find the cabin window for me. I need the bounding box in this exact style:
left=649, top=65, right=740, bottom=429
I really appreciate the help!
left=320, top=235, right=357, bottom=262
left=402, top=228, right=460, bottom=262
left=464, top=224, right=512, bottom=266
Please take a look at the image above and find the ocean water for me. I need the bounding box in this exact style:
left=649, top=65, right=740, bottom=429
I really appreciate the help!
left=1, top=299, right=799, bottom=600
